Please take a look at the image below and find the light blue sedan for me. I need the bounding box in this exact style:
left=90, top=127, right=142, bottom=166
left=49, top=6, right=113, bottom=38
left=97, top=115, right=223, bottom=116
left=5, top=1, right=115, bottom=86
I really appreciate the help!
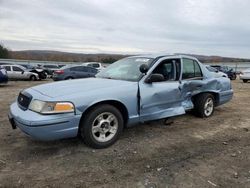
left=9, top=54, right=233, bottom=148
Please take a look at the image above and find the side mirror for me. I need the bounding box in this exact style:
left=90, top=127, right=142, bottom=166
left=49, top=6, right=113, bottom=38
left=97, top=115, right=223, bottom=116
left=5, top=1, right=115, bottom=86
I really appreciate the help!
left=215, top=70, right=219, bottom=73
left=139, top=64, right=149, bottom=74
left=146, top=74, right=165, bottom=83
left=21, top=71, right=24, bottom=74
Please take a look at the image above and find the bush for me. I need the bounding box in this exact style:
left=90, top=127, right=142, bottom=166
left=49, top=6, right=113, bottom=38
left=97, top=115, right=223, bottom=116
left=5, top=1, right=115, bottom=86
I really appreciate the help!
left=0, top=44, right=9, bottom=58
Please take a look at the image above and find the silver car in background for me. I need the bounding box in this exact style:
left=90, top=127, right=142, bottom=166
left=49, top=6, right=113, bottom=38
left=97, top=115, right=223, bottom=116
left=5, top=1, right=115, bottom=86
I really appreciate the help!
left=2, top=65, right=39, bottom=81
left=82, top=62, right=104, bottom=70
left=239, top=68, right=250, bottom=83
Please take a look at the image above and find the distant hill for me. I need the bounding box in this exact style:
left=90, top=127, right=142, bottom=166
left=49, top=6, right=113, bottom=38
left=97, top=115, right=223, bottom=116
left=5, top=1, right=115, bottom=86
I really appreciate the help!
left=8, top=50, right=250, bottom=63
left=9, top=50, right=128, bottom=64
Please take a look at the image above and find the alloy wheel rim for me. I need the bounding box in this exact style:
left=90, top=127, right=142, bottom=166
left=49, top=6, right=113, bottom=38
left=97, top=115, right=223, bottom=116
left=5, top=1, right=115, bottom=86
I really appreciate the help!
left=204, top=98, right=214, bottom=116
left=91, top=112, right=118, bottom=143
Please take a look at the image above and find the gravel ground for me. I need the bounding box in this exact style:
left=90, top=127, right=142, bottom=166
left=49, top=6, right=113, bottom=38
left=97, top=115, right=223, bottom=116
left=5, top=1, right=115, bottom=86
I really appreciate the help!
left=0, top=79, right=250, bottom=188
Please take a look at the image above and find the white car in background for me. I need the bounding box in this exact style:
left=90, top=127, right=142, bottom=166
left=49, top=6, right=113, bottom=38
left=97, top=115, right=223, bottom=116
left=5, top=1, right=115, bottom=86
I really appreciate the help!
left=82, top=62, right=104, bottom=70
left=2, top=65, right=39, bottom=81
left=206, top=65, right=228, bottom=78
left=239, top=68, right=250, bottom=83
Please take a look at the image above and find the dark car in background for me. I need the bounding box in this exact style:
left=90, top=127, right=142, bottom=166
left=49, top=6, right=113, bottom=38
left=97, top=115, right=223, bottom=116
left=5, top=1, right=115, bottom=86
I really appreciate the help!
left=0, top=66, right=8, bottom=84
left=52, top=65, right=98, bottom=81
left=210, top=65, right=236, bottom=80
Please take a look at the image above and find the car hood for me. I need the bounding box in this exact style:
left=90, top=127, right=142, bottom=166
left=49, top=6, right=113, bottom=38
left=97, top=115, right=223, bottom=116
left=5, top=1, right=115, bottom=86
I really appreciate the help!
left=30, top=78, right=137, bottom=98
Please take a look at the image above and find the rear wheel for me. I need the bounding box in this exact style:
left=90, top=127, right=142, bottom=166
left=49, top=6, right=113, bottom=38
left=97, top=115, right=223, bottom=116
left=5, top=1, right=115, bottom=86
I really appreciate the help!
left=193, top=93, right=215, bottom=118
left=80, top=105, right=124, bottom=149
left=65, top=77, right=73, bottom=80
left=30, top=75, right=36, bottom=81
left=230, top=74, right=236, bottom=80
left=243, top=79, right=248, bottom=83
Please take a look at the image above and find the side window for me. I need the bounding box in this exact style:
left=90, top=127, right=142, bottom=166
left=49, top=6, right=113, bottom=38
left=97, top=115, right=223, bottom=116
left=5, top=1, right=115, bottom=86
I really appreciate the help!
left=182, top=59, right=202, bottom=79
left=13, top=66, right=23, bottom=72
left=92, top=63, right=100, bottom=68
left=70, top=66, right=86, bottom=72
left=4, top=66, right=11, bottom=71
left=194, top=60, right=202, bottom=77
left=152, top=59, right=179, bottom=81
left=88, top=67, right=97, bottom=73
left=80, top=67, right=88, bottom=72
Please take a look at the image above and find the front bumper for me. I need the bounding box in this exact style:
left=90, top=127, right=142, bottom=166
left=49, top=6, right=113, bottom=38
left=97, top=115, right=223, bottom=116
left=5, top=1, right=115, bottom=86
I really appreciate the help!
left=9, top=102, right=81, bottom=141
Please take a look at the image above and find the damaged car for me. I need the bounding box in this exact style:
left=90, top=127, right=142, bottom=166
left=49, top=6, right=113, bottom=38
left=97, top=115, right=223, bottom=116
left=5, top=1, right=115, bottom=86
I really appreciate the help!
left=8, top=54, right=233, bottom=148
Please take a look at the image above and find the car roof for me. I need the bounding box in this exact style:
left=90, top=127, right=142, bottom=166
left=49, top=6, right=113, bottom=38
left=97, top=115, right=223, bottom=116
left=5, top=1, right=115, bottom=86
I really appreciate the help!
left=128, top=54, right=199, bottom=61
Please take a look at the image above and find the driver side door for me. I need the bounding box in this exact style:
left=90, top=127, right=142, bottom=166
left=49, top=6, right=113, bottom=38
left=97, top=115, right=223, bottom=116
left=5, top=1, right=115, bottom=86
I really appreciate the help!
left=139, top=58, right=185, bottom=122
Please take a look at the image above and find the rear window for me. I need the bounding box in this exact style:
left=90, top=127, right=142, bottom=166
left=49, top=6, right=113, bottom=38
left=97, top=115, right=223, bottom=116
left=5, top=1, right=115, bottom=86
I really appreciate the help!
left=4, top=66, right=11, bottom=71
left=89, top=63, right=100, bottom=68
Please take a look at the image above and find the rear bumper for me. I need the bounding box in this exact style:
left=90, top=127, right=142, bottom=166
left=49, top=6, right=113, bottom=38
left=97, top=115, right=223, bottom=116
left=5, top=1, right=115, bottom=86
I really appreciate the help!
left=9, top=102, right=81, bottom=140
left=218, top=89, right=233, bottom=105
left=52, top=75, right=63, bottom=81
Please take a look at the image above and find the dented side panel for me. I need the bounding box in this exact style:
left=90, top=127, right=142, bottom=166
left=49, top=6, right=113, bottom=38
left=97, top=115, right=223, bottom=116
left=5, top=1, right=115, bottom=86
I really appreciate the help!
left=138, top=56, right=233, bottom=122
left=139, top=81, right=185, bottom=121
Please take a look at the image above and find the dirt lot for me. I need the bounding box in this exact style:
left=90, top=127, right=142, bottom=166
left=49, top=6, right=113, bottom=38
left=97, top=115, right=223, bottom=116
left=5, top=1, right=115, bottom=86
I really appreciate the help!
left=0, top=80, right=250, bottom=188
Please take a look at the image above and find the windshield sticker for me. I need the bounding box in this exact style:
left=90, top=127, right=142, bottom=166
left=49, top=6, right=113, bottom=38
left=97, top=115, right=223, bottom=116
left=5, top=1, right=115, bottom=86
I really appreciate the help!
left=135, top=58, right=150, bottom=62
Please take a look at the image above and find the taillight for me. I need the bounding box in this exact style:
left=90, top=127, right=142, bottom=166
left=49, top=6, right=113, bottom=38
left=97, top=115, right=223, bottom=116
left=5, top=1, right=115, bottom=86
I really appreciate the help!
left=54, top=70, right=64, bottom=74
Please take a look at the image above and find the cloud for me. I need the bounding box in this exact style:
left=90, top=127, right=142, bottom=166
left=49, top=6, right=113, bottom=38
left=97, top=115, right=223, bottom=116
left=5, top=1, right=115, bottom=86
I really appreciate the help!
left=0, top=0, right=250, bottom=58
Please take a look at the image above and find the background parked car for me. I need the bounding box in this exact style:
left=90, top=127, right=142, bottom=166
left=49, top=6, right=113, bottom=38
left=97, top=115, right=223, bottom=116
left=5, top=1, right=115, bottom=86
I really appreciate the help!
left=39, top=64, right=60, bottom=76
left=19, top=64, right=47, bottom=80
left=52, top=65, right=98, bottom=81
left=239, top=68, right=250, bottom=83
left=82, top=62, right=104, bottom=70
left=0, top=66, right=8, bottom=84
left=2, top=65, right=39, bottom=81
left=210, top=65, right=236, bottom=80
left=205, top=65, right=228, bottom=78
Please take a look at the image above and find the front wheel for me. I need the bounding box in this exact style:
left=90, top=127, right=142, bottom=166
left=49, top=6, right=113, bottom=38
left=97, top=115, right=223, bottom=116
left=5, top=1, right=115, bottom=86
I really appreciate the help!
left=30, top=75, right=36, bottom=81
left=193, top=93, right=215, bottom=118
left=80, top=105, right=124, bottom=149
left=243, top=79, right=248, bottom=83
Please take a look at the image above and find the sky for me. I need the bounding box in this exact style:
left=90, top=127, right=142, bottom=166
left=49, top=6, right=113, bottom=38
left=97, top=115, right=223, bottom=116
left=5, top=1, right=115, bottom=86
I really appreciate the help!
left=1, top=0, right=250, bottom=58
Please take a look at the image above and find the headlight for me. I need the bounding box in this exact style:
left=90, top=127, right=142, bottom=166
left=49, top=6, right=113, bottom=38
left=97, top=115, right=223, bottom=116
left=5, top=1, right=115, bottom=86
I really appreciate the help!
left=29, top=100, right=74, bottom=114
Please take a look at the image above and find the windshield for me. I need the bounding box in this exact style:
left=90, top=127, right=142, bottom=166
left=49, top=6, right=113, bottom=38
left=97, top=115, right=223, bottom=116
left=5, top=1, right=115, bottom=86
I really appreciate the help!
left=96, top=57, right=153, bottom=81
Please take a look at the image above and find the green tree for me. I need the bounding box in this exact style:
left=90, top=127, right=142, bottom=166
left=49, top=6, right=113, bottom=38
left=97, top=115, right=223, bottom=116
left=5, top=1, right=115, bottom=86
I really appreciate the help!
left=0, top=44, right=9, bottom=58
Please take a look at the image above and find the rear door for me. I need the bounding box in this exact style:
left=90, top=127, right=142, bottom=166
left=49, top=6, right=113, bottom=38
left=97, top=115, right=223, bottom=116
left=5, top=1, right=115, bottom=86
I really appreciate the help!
left=139, top=58, right=185, bottom=121
left=87, top=67, right=98, bottom=77
left=179, top=58, right=205, bottom=110
left=70, top=66, right=88, bottom=78
left=3, top=66, right=13, bottom=78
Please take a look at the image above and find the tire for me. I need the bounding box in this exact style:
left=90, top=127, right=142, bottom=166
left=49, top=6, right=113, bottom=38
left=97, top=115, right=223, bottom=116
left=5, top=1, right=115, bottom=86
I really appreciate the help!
left=230, top=74, right=236, bottom=80
left=193, top=93, right=215, bottom=118
left=65, top=77, right=73, bottom=80
left=80, top=104, right=124, bottom=149
left=243, top=79, right=248, bottom=83
left=30, top=75, right=36, bottom=81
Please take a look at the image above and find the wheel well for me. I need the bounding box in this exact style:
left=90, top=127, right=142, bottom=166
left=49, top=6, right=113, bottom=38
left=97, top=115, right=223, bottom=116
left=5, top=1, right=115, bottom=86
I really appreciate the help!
left=78, top=100, right=129, bottom=132
left=192, top=92, right=219, bottom=106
